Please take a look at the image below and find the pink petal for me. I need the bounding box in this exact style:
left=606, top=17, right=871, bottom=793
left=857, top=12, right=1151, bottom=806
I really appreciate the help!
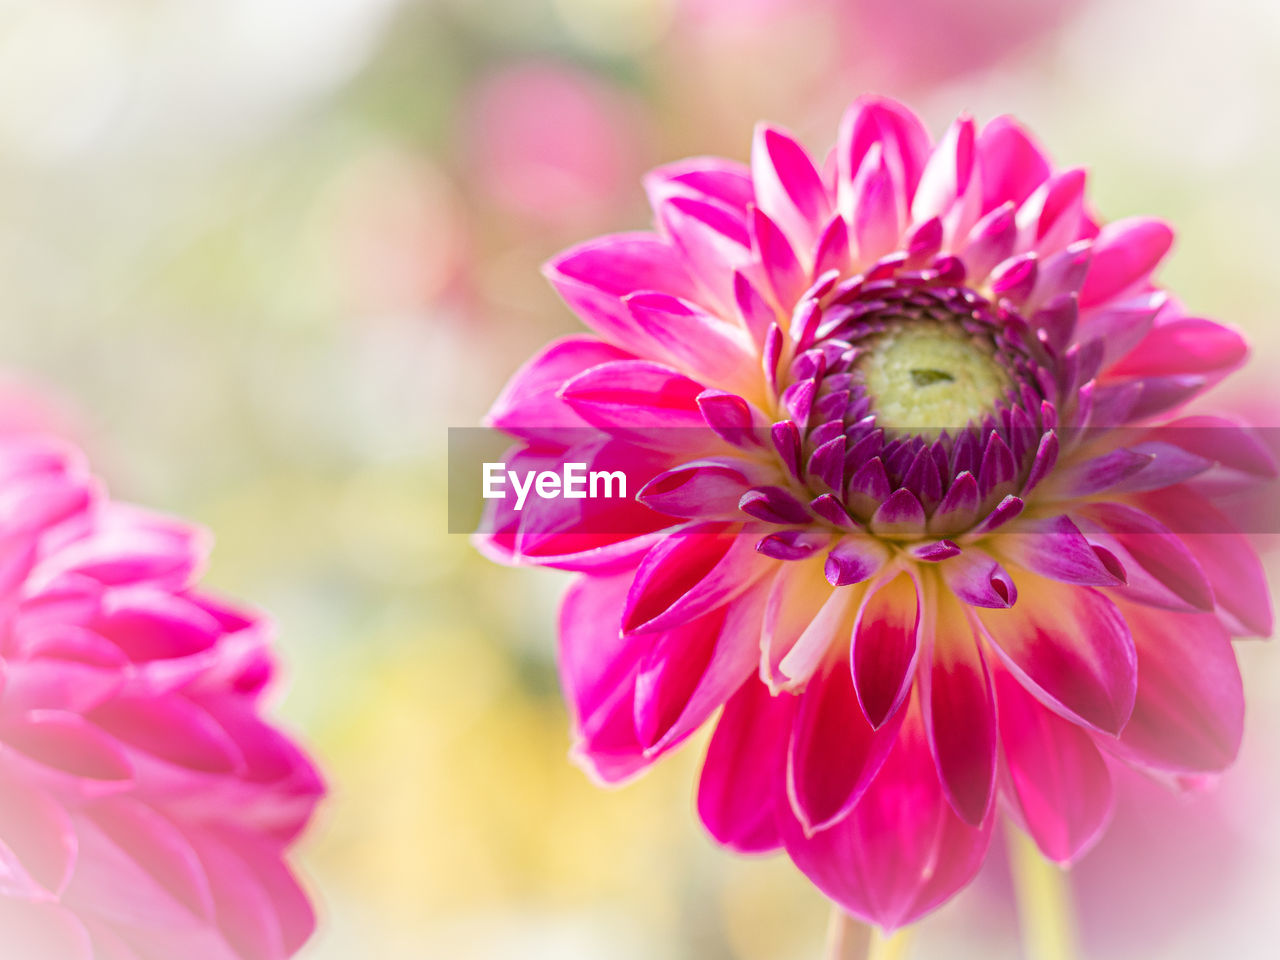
left=0, top=777, right=76, bottom=896
left=786, top=651, right=903, bottom=834
left=0, top=900, right=91, bottom=960
left=939, top=549, right=1016, bottom=608
left=557, top=572, right=651, bottom=784
left=912, top=115, right=977, bottom=226
left=543, top=233, right=701, bottom=355
left=1135, top=485, right=1272, bottom=636
left=622, top=523, right=769, bottom=634
left=762, top=560, right=853, bottom=689
left=622, top=292, right=758, bottom=389
left=633, top=588, right=764, bottom=754
left=990, top=514, right=1124, bottom=586
left=1078, top=218, right=1173, bottom=308
left=88, top=696, right=241, bottom=776
left=1105, top=605, right=1243, bottom=774
left=1107, top=317, right=1247, bottom=378
left=643, top=156, right=754, bottom=215
left=636, top=458, right=767, bottom=519
left=751, top=207, right=807, bottom=310
left=655, top=195, right=754, bottom=312
left=1075, top=502, right=1214, bottom=611
left=851, top=571, right=920, bottom=728
left=4, top=709, right=134, bottom=783
left=486, top=335, right=635, bottom=441
left=977, top=115, right=1051, bottom=212
left=558, top=359, right=707, bottom=434
left=780, top=705, right=993, bottom=931
left=836, top=96, right=931, bottom=225
left=922, top=591, right=995, bottom=826
left=995, top=668, right=1112, bottom=864
left=974, top=574, right=1136, bottom=735
left=697, top=679, right=794, bottom=853
left=847, top=143, right=902, bottom=263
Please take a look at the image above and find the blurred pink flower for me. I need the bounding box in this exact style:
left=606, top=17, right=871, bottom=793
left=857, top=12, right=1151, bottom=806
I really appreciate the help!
left=478, top=95, right=1273, bottom=930
left=464, top=62, right=647, bottom=228
left=0, top=432, right=323, bottom=957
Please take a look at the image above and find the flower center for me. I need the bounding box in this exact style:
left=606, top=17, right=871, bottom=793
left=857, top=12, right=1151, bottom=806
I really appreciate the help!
left=855, top=320, right=1010, bottom=436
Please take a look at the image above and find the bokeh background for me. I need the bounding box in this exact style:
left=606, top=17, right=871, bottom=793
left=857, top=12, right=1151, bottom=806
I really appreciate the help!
left=3, top=0, right=1280, bottom=957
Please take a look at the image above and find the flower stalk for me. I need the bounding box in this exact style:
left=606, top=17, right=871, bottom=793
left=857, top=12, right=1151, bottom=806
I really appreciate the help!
left=1008, top=822, right=1078, bottom=960
left=824, top=910, right=911, bottom=960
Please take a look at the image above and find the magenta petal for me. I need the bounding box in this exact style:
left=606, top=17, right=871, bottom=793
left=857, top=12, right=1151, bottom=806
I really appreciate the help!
left=558, top=359, right=707, bottom=433
left=923, top=593, right=996, bottom=826
left=654, top=194, right=754, bottom=312
left=993, top=515, right=1125, bottom=586
left=848, top=144, right=901, bottom=263
left=995, top=669, right=1112, bottom=864
left=975, top=574, right=1136, bottom=735
left=1106, top=606, right=1243, bottom=774
left=643, top=156, right=754, bottom=215
left=912, top=114, right=977, bottom=226
left=780, top=707, right=994, bottom=931
left=825, top=536, right=889, bottom=586
left=977, top=115, right=1051, bottom=211
left=1108, top=316, right=1248, bottom=378
left=622, top=292, right=757, bottom=389
left=1075, top=502, right=1214, bottom=611
left=697, top=679, right=794, bottom=853
left=751, top=207, right=807, bottom=310
left=557, top=572, right=652, bottom=784
left=486, top=335, right=635, bottom=441
left=851, top=572, right=920, bottom=728
left=633, top=588, right=764, bottom=754
left=4, top=709, right=135, bottom=783
left=1078, top=217, right=1174, bottom=308
left=622, top=524, right=768, bottom=634
left=751, top=124, right=831, bottom=257
left=836, top=96, right=930, bottom=221
left=636, top=459, right=765, bottom=519
left=543, top=233, right=700, bottom=354
left=1136, top=485, right=1273, bottom=636
left=786, top=652, right=902, bottom=834
left=939, top=549, right=1016, bottom=608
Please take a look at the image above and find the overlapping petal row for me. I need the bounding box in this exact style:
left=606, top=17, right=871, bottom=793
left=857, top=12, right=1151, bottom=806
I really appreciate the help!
left=0, top=431, right=323, bottom=959
left=479, top=95, right=1274, bottom=929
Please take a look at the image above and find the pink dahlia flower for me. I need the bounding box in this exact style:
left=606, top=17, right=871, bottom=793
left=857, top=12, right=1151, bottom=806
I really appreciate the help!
left=478, top=96, right=1274, bottom=930
left=0, top=433, right=323, bottom=958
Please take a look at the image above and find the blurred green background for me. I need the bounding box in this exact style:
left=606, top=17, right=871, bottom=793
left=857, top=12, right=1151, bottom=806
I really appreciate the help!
left=3, top=1, right=1279, bottom=957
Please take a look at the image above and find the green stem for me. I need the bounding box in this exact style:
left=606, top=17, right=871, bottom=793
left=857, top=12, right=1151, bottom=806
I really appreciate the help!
left=1007, top=822, right=1078, bottom=960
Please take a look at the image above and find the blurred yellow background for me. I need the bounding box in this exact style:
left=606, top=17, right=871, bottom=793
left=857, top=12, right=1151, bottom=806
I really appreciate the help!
left=2, top=1, right=1279, bottom=957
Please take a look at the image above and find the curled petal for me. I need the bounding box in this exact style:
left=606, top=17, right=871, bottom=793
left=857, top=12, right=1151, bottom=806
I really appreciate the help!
left=992, top=515, right=1125, bottom=587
